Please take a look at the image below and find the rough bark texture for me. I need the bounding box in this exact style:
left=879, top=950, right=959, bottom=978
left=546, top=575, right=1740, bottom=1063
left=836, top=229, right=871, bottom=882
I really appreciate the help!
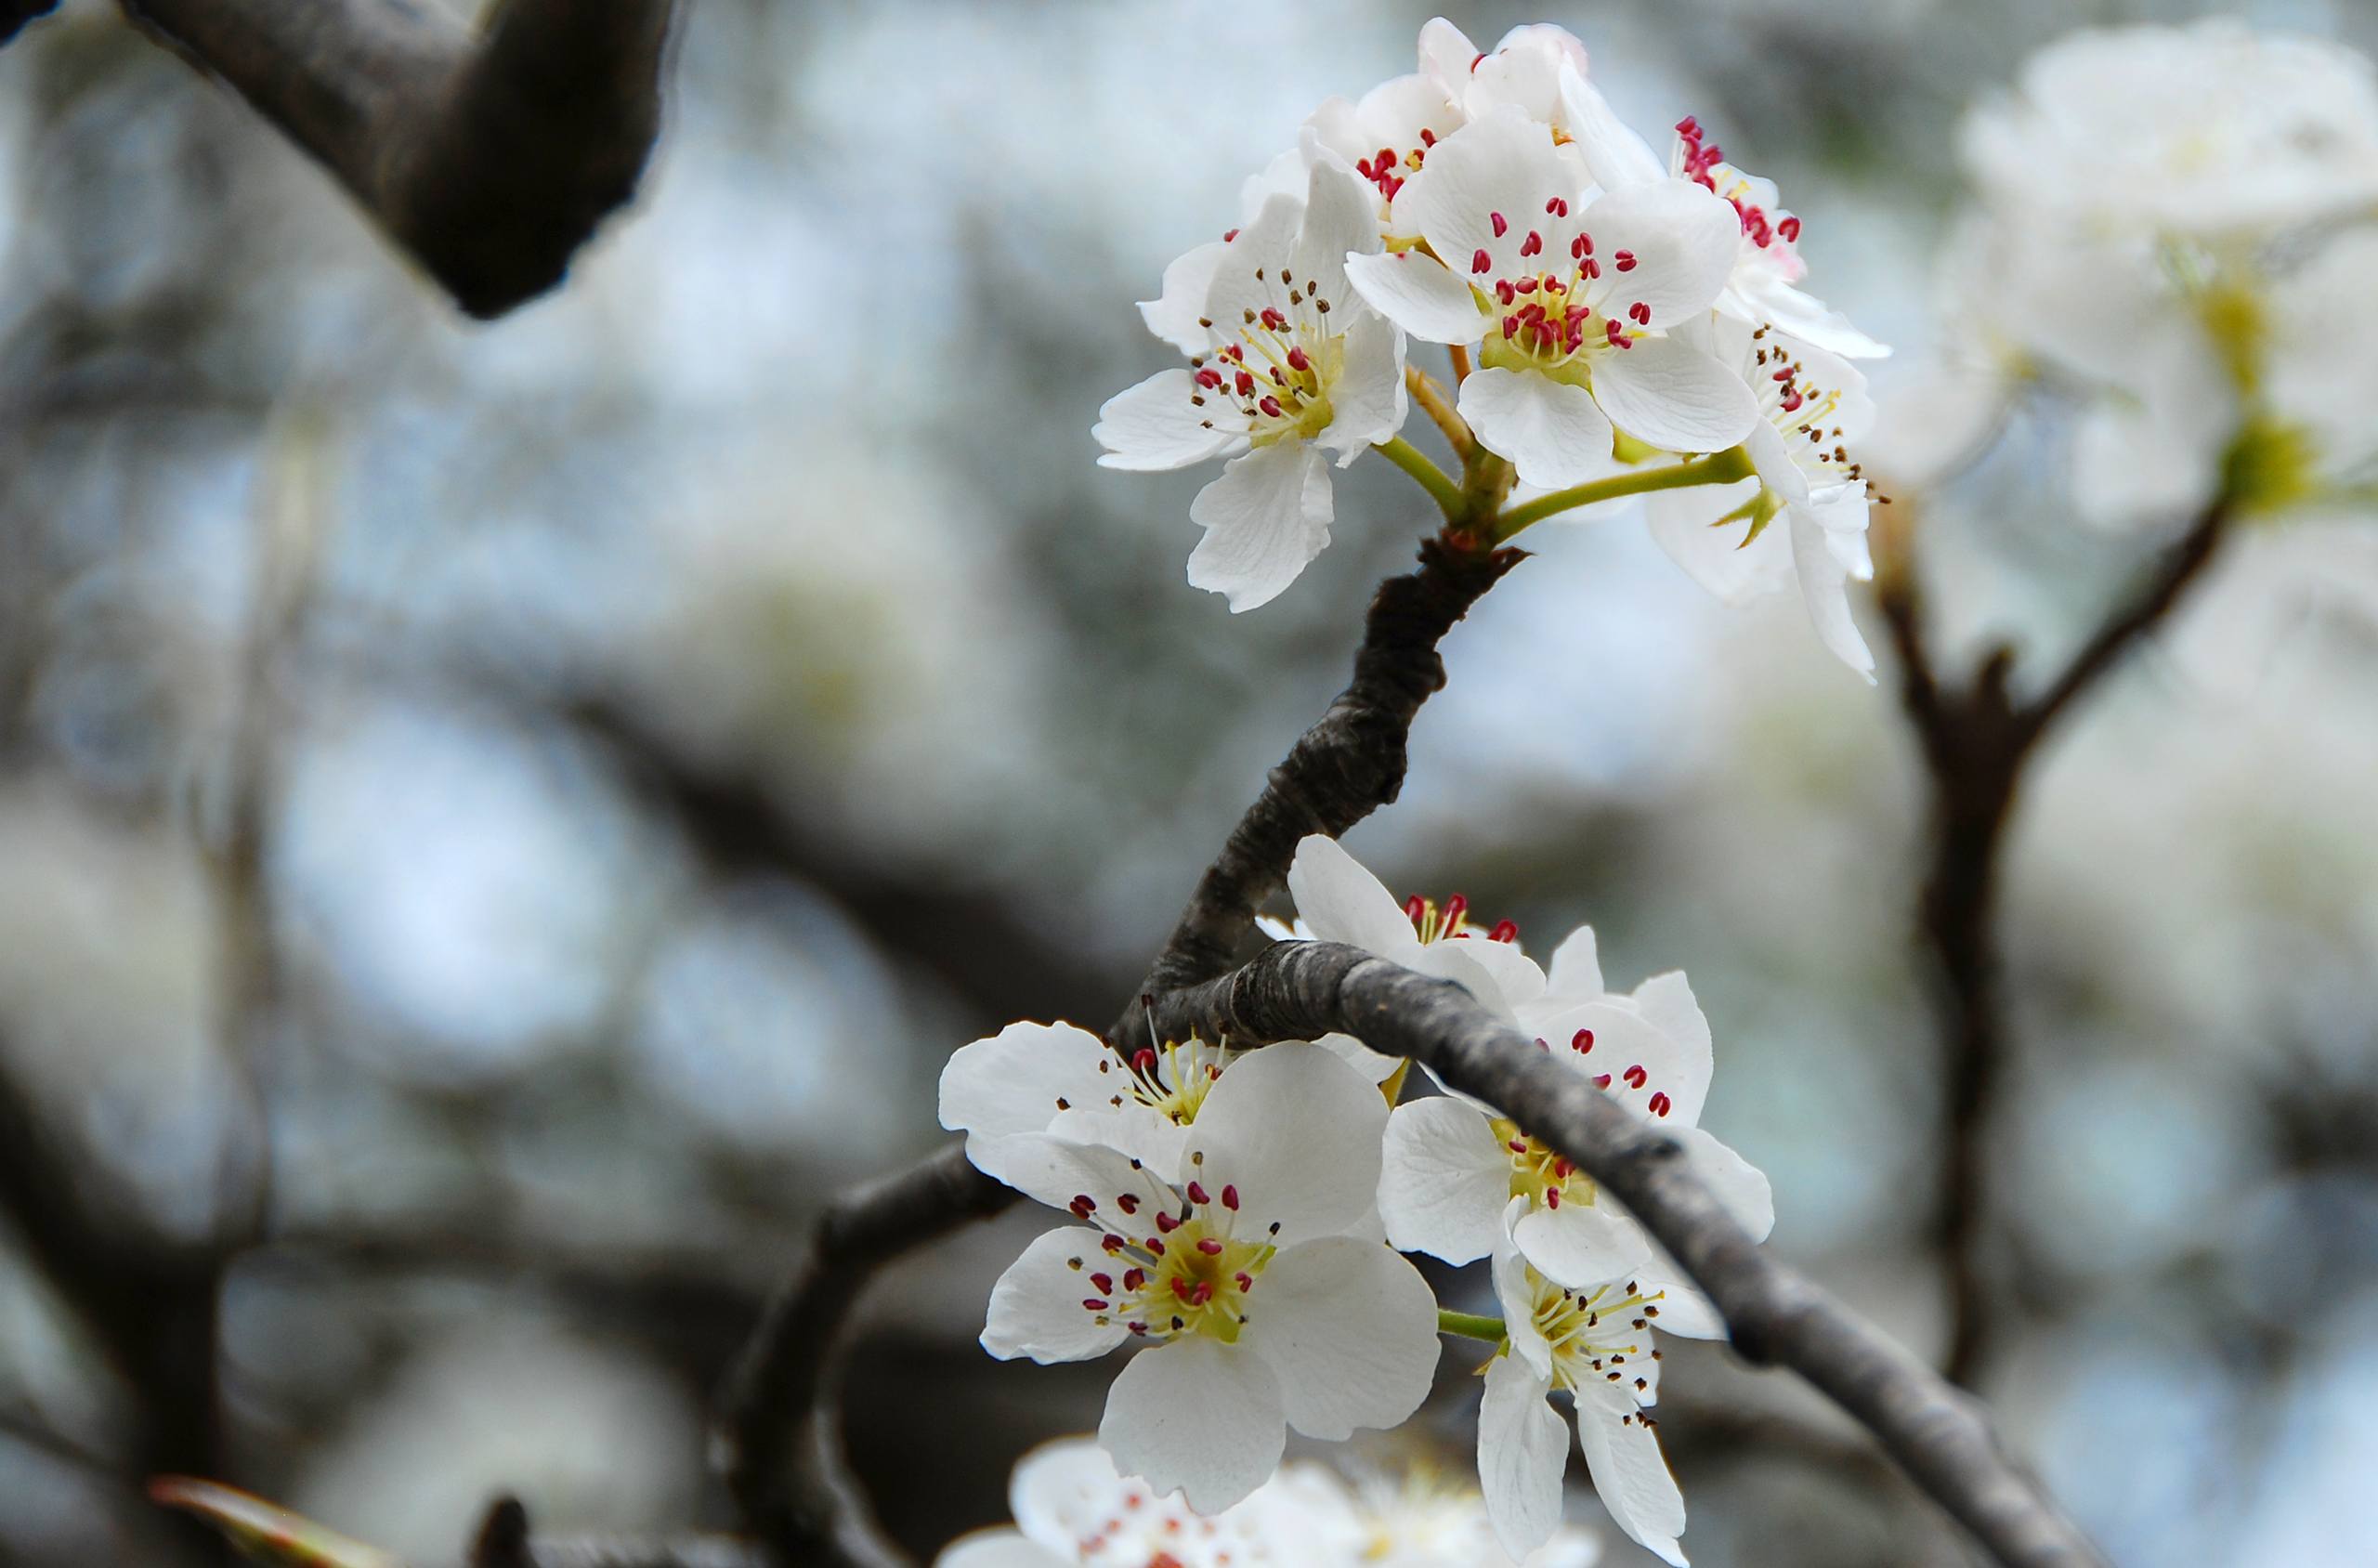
left=108, top=0, right=678, bottom=317
left=1149, top=941, right=2111, bottom=1568
left=1116, top=537, right=1522, bottom=1040
left=1877, top=505, right=2228, bottom=1386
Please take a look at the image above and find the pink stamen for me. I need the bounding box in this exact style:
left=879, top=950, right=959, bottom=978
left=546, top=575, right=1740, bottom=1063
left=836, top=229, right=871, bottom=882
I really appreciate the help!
left=1574, top=1028, right=1595, bottom=1052
left=1221, top=1183, right=1239, bottom=1210
left=1186, top=1181, right=1210, bottom=1205
left=1649, top=1091, right=1674, bottom=1117
left=1470, top=248, right=1493, bottom=275
left=1490, top=211, right=1509, bottom=238
left=1197, top=1237, right=1224, bottom=1255
left=1614, top=250, right=1637, bottom=271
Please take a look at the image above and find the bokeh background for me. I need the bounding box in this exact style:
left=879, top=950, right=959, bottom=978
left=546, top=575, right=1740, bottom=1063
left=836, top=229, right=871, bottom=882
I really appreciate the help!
left=3, top=0, right=2376, bottom=1563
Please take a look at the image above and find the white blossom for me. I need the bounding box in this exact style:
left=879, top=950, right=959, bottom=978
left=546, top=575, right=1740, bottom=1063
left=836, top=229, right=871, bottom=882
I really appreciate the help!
left=1378, top=923, right=1770, bottom=1291
left=940, top=1019, right=1233, bottom=1187
left=1096, top=160, right=1408, bottom=612
left=1268, top=1459, right=1601, bottom=1568
left=933, top=1437, right=1299, bottom=1568
left=1343, top=108, right=1756, bottom=489
left=1646, top=318, right=1879, bottom=677
left=1475, top=1242, right=1702, bottom=1565
left=973, top=1044, right=1440, bottom=1514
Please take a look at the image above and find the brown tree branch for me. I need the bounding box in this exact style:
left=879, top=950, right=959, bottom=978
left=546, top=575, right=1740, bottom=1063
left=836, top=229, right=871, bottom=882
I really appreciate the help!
left=472, top=1495, right=767, bottom=1568
left=1876, top=504, right=2228, bottom=1387
left=105, top=0, right=678, bottom=318
left=715, top=538, right=1524, bottom=1568
left=1148, top=940, right=2110, bottom=1568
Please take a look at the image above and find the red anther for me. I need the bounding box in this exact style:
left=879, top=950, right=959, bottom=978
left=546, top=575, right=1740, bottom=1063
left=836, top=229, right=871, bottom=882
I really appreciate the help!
left=1592, top=1073, right=1613, bottom=1089
left=1355, top=157, right=1376, bottom=179
left=1222, top=1183, right=1240, bottom=1210
left=1192, top=1281, right=1214, bottom=1306
left=1155, top=1211, right=1180, bottom=1233
left=1405, top=894, right=1428, bottom=925
left=1470, top=50, right=1486, bottom=70
left=1222, top=228, right=1240, bottom=242
left=1197, top=1237, right=1224, bottom=1255
left=1235, top=370, right=1256, bottom=396
left=1628, top=301, right=1652, bottom=325
left=1269, top=365, right=1287, bottom=385
left=1704, top=144, right=1722, bottom=163
left=1091, top=1273, right=1114, bottom=1294
left=1419, top=127, right=1437, bottom=147
left=1496, top=280, right=1516, bottom=305
left=1129, top=1322, right=1148, bottom=1335
left=1778, top=216, right=1801, bottom=242
left=1222, top=344, right=1243, bottom=360
left=1258, top=395, right=1285, bottom=418
left=1570, top=234, right=1587, bottom=259
left=1509, top=1140, right=1530, bottom=1155
left=1083, top=1298, right=1110, bottom=1311
left=1444, top=893, right=1469, bottom=926
left=1553, top=1159, right=1572, bottom=1179
left=1172, top=1276, right=1194, bottom=1300
left=1287, top=346, right=1311, bottom=372
left=1583, top=257, right=1601, bottom=279
left=1573, top=1027, right=1595, bottom=1052
left=1261, top=307, right=1287, bottom=331
left=1577, top=231, right=1594, bottom=255
left=1195, top=368, right=1222, bottom=389
left=1515, top=277, right=1537, bottom=294
left=1649, top=1091, right=1674, bottom=1118
left=1546, top=196, right=1569, bottom=216
left=1782, top=390, right=1804, bottom=412
left=1383, top=175, right=1404, bottom=199
left=1772, top=367, right=1796, bottom=382
left=1491, top=211, right=1509, bottom=238
left=1676, top=115, right=1700, bottom=137
left=1070, top=1194, right=1096, bottom=1215
left=1104, top=1234, right=1127, bottom=1251
left=1614, top=250, right=1637, bottom=271
left=1470, top=248, right=1494, bottom=274
left=1546, top=1188, right=1561, bottom=1209
left=1145, top=1236, right=1164, bottom=1254
left=1235, top=1271, right=1255, bottom=1291
left=1186, top=1181, right=1210, bottom=1205
left=1117, top=1193, right=1141, bottom=1214
left=1535, top=1037, right=1550, bottom=1052
left=1605, top=319, right=1627, bottom=347
left=1491, top=920, right=1521, bottom=943
left=1519, top=230, right=1543, bottom=257
left=1123, top=1268, right=1146, bottom=1290
left=1623, top=1065, right=1649, bottom=1088
left=1378, top=146, right=1395, bottom=167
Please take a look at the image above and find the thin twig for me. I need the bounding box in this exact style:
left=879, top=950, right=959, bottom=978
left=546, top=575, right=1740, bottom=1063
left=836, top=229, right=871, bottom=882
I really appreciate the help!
left=1876, top=505, right=2228, bottom=1386
left=1147, top=941, right=2111, bottom=1568
left=717, top=540, right=1524, bottom=1567
left=103, top=0, right=679, bottom=317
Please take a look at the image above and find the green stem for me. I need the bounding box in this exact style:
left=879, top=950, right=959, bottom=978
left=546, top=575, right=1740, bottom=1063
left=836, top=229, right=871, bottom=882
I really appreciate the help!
left=1376, top=435, right=1468, bottom=523
left=1437, top=1308, right=1509, bottom=1344
left=1489, top=444, right=1756, bottom=541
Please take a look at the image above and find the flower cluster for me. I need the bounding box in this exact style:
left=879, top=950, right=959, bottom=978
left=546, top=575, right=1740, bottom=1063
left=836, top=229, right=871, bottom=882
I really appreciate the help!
left=1094, top=18, right=1888, bottom=673
left=944, top=835, right=1768, bottom=1564
left=1894, top=20, right=2378, bottom=531
left=935, top=1438, right=1600, bottom=1568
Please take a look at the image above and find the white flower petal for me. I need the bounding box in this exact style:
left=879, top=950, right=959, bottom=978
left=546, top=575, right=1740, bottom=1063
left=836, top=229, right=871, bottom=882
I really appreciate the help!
left=1244, top=1237, right=1439, bottom=1440
left=1541, top=924, right=1605, bottom=1006
left=1313, top=1029, right=1403, bottom=1084
left=1378, top=1095, right=1511, bottom=1263
left=1138, top=242, right=1227, bottom=355
left=982, top=1226, right=1135, bottom=1364
left=1417, top=17, right=1481, bottom=95
left=1187, top=443, right=1333, bottom=613
left=1574, top=1384, right=1688, bottom=1566
left=1191, top=1042, right=1387, bottom=1244
left=1481, top=1351, right=1570, bottom=1561
left=1640, top=1265, right=1726, bottom=1340
left=1672, top=1126, right=1773, bottom=1241
left=1788, top=506, right=1876, bottom=678
left=1443, top=933, right=1548, bottom=1012
left=985, top=1132, right=1175, bottom=1221
left=1287, top=835, right=1427, bottom=961
left=1624, top=973, right=1714, bottom=1128
left=1094, top=370, right=1242, bottom=473
left=1343, top=250, right=1488, bottom=345
left=1557, top=62, right=1663, bottom=191
left=1398, top=108, right=1574, bottom=281
left=1458, top=366, right=1618, bottom=490
left=934, top=1529, right=1070, bottom=1568
left=1643, top=481, right=1787, bottom=608
left=1492, top=1227, right=1556, bottom=1379
left=1204, top=193, right=1306, bottom=342
left=1511, top=1196, right=1653, bottom=1290
left=1744, top=274, right=1890, bottom=359
left=1099, top=1337, right=1286, bottom=1515
left=939, top=1020, right=1119, bottom=1166
left=1581, top=178, right=1741, bottom=323
left=1318, top=311, right=1409, bottom=462
left=1745, top=419, right=1811, bottom=508
left=1293, top=161, right=1382, bottom=320
left=1008, top=1438, right=1125, bottom=1543
left=1587, top=333, right=1759, bottom=454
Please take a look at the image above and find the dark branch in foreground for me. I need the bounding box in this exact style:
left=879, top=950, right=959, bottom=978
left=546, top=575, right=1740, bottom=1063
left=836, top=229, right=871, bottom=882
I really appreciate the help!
left=717, top=539, right=1523, bottom=1568
left=1876, top=503, right=2227, bottom=1387
left=472, top=1496, right=764, bottom=1568
left=1117, top=536, right=1523, bottom=1039
left=108, top=0, right=678, bottom=317
left=1149, top=941, right=2110, bottom=1568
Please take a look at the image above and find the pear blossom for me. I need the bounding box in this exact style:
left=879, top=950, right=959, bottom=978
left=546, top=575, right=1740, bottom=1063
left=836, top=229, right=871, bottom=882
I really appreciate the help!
left=1474, top=1242, right=1704, bottom=1565
left=934, top=1437, right=1299, bottom=1568
left=940, top=1019, right=1237, bottom=1186
left=1096, top=160, right=1408, bottom=612
left=974, top=1043, right=1440, bottom=1513
left=1271, top=1458, right=1601, bottom=1568
left=1960, top=20, right=2378, bottom=242
left=1343, top=108, right=1757, bottom=489
left=1378, top=925, right=1771, bottom=1291
left=1646, top=319, right=1879, bottom=676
